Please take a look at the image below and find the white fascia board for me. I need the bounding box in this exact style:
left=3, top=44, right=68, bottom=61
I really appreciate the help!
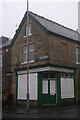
left=17, top=66, right=74, bottom=75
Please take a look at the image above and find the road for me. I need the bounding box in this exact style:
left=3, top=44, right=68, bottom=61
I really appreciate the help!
left=2, top=104, right=79, bottom=119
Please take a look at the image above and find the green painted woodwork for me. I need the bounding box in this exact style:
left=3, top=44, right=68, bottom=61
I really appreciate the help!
left=16, top=73, right=18, bottom=104
left=29, top=14, right=48, bottom=34
left=48, top=80, right=50, bottom=94
left=8, top=12, right=27, bottom=48
left=2, top=11, right=80, bottom=49
left=14, top=63, right=76, bottom=72
left=56, top=72, right=61, bottom=105
left=3, top=12, right=48, bottom=49
left=74, top=70, right=76, bottom=102
left=15, top=65, right=76, bottom=106
left=37, top=73, right=56, bottom=106
left=37, top=72, right=42, bottom=106
left=42, top=79, right=56, bottom=104
left=42, top=94, right=56, bottom=104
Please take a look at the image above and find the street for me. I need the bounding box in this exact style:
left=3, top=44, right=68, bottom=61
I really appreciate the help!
left=2, top=104, right=79, bottom=119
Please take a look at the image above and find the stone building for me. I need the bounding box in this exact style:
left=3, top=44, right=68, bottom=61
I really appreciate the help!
left=1, top=36, right=12, bottom=102
left=2, top=12, right=80, bottom=106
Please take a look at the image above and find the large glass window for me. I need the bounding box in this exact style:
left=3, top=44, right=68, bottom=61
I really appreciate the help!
left=76, top=48, right=80, bottom=64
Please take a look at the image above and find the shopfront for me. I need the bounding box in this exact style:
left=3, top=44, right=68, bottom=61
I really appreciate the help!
left=16, top=66, right=76, bottom=106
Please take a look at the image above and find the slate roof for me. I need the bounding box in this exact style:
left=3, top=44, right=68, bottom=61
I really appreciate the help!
left=0, top=37, right=12, bottom=48
left=2, top=39, right=12, bottom=48
left=30, top=12, right=78, bottom=42
left=2, top=11, right=79, bottom=48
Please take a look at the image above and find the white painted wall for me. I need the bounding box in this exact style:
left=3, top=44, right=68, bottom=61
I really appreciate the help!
left=18, top=73, right=37, bottom=100
left=61, top=78, right=74, bottom=99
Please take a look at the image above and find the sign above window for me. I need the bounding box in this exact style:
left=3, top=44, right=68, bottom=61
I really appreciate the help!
left=40, top=55, right=48, bottom=60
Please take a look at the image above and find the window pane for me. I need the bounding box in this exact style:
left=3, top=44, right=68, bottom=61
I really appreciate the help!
left=50, top=81, right=56, bottom=95
left=23, top=46, right=27, bottom=62
left=42, top=80, right=48, bottom=94
left=76, top=53, right=78, bottom=63
left=26, top=24, right=31, bottom=36
left=23, top=44, right=34, bottom=62
left=29, top=44, right=34, bottom=61
left=76, top=48, right=80, bottom=63
left=24, top=46, right=27, bottom=53
left=78, top=54, right=80, bottom=63
left=30, top=44, right=34, bottom=50
left=29, top=24, right=31, bottom=35
left=61, top=78, right=74, bottom=98
left=23, top=53, right=27, bottom=62
left=76, top=48, right=78, bottom=53
left=30, top=51, right=34, bottom=61
left=78, top=48, right=80, bottom=53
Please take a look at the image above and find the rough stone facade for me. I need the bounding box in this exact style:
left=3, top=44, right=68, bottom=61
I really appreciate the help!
left=10, top=16, right=79, bottom=104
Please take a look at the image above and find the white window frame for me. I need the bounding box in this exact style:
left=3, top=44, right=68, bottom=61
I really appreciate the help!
left=23, top=44, right=34, bottom=64
left=29, top=44, right=34, bottom=62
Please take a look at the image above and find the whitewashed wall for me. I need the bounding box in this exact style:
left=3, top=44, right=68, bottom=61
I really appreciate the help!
left=18, top=73, right=37, bottom=100
left=61, top=78, right=74, bottom=98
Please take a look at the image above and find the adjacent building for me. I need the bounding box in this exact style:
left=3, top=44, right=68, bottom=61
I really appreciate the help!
left=1, top=36, right=12, bottom=103
left=2, top=11, right=80, bottom=106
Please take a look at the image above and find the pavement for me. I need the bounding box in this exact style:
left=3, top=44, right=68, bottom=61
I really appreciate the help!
left=2, top=104, right=79, bottom=119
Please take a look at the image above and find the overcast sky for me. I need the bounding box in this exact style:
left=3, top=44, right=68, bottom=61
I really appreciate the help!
left=0, top=0, right=79, bottom=39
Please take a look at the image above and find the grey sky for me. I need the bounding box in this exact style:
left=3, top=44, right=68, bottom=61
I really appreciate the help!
left=0, top=0, right=79, bottom=39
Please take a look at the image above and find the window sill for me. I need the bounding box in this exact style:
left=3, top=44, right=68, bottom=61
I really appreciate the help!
left=24, top=34, right=32, bottom=38
left=76, top=62, right=80, bottom=65
left=21, top=60, right=34, bottom=65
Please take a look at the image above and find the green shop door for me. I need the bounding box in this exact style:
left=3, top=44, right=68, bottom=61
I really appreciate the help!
left=42, top=79, right=56, bottom=105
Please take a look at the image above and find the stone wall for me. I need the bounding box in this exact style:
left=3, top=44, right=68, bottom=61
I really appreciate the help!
left=11, top=17, right=80, bottom=104
left=2, top=37, right=12, bottom=101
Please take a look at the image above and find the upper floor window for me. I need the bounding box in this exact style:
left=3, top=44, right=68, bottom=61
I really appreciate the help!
left=26, top=24, right=32, bottom=36
left=29, top=44, right=34, bottom=62
left=23, top=44, right=34, bottom=63
left=76, top=47, right=80, bottom=64
left=23, top=46, right=27, bottom=63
